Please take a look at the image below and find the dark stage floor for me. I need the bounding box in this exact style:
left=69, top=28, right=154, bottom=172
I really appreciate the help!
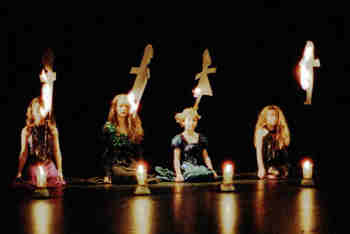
left=7, top=178, right=335, bottom=234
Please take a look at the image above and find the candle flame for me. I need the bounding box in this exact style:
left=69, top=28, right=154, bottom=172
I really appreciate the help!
left=128, top=92, right=138, bottom=114
left=137, top=164, right=145, bottom=174
left=224, top=164, right=233, bottom=173
left=38, top=166, right=45, bottom=176
left=303, top=160, right=313, bottom=170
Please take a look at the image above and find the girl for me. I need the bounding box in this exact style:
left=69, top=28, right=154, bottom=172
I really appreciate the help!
left=156, top=107, right=218, bottom=182
left=254, top=105, right=291, bottom=179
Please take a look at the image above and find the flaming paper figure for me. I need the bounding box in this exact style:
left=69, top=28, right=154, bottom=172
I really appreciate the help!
left=193, top=49, right=216, bottom=110
left=40, top=48, right=56, bottom=119
left=39, top=49, right=56, bottom=158
left=298, top=41, right=320, bottom=105
left=129, top=44, right=154, bottom=116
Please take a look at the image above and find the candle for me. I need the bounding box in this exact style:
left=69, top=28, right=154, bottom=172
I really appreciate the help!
left=302, top=159, right=313, bottom=180
left=223, top=163, right=234, bottom=184
left=36, top=165, right=47, bottom=188
left=134, top=163, right=151, bottom=195
left=136, top=164, right=147, bottom=185
left=220, top=162, right=236, bottom=192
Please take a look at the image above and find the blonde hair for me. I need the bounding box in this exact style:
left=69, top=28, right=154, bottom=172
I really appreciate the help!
left=175, top=107, right=201, bottom=128
left=254, top=105, right=290, bottom=149
left=25, top=97, right=56, bottom=160
left=26, top=97, right=56, bottom=128
left=107, top=94, right=144, bottom=144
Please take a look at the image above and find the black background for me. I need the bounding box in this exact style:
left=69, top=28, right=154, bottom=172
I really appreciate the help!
left=1, top=5, right=346, bottom=185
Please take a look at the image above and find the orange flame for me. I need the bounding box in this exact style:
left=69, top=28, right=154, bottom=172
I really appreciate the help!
left=298, top=41, right=319, bottom=91
left=224, top=163, right=233, bottom=173
left=137, top=164, right=145, bottom=174
left=39, top=70, right=54, bottom=118
left=303, top=160, right=313, bottom=170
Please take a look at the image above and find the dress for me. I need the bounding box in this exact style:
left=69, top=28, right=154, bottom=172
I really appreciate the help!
left=262, top=129, right=290, bottom=175
left=101, top=122, right=143, bottom=183
left=25, top=125, right=65, bottom=188
left=155, top=133, right=215, bottom=182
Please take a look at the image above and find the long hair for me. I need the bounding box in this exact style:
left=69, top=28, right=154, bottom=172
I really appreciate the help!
left=253, top=105, right=290, bottom=150
left=175, top=107, right=201, bottom=128
left=25, top=97, right=56, bottom=160
left=107, top=94, right=144, bottom=144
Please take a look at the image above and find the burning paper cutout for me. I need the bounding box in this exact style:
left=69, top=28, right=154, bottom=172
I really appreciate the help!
left=298, top=41, right=320, bottom=105
left=193, top=49, right=216, bottom=110
left=129, top=44, right=154, bottom=116
left=39, top=48, right=56, bottom=119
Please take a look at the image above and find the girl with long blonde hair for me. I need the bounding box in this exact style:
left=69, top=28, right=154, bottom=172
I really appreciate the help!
left=101, top=94, right=144, bottom=183
left=15, top=70, right=65, bottom=188
left=155, top=107, right=218, bottom=182
left=254, top=105, right=291, bottom=179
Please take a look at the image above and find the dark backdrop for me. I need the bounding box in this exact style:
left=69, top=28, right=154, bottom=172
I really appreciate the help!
left=1, top=6, right=346, bottom=185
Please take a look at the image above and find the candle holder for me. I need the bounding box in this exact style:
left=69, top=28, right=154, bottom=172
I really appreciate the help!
left=301, top=159, right=315, bottom=187
left=134, top=164, right=151, bottom=195
left=220, top=162, right=236, bottom=192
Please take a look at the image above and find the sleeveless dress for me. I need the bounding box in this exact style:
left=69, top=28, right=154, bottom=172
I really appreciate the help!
left=262, top=130, right=290, bottom=176
left=155, top=133, right=215, bottom=182
left=25, top=125, right=66, bottom=188
left=100, top=122, right=143, bottom=183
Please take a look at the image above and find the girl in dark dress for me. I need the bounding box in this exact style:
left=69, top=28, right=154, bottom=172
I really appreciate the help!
left=254, top=105, right=291, bottom=179
left=156, top=107, right=218, bottom=182
left=101, top=94, right=144, bottom=184
left=15, top=78, right=65, bottom=188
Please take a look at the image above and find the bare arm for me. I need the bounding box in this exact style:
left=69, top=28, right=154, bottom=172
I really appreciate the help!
left=50, top=125, right=63, bottom=179
left=173, top=148, right=184, bottom=181
left=16, top=127, right=29, bottom=178
left=202, top=149, right=218, bottom=177
left=256, top=128, right=267, bottom=178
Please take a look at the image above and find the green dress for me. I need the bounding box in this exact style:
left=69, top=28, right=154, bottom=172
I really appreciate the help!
left=101, top=122, right=143, bottom=181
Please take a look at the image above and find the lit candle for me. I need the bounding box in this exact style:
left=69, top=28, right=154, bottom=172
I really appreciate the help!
left=302, top=159, right=313, bottom=180
left=136, top=164, right=147, bottom=186
left=134, top=163, right=151, bottom=195
left=223, top=163, right=234, bottom=184
left=220, top=162, right=236, bottom=192
left=36, top=165, right=47, bottom=188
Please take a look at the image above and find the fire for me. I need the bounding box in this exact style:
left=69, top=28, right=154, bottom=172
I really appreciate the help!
left=137, top=164, right=145, bottom=174
left=136, top=163, right=147, bottom=186
left=299, top=63, right=311, bottom=90
left=40, top=84, right=53, bottom=118
left=128, top=92, right=138, bottom=114
left=39, top=70, right=54, bottom=118
left=38, top=165, right=45, bottom=176
left=303, top=160, right=312, bottom=170
left=298, top=41, right=319, bottom=91
left=193, top=87, right=201, bottom=98
left=224, top=164, right=233, bottom=173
